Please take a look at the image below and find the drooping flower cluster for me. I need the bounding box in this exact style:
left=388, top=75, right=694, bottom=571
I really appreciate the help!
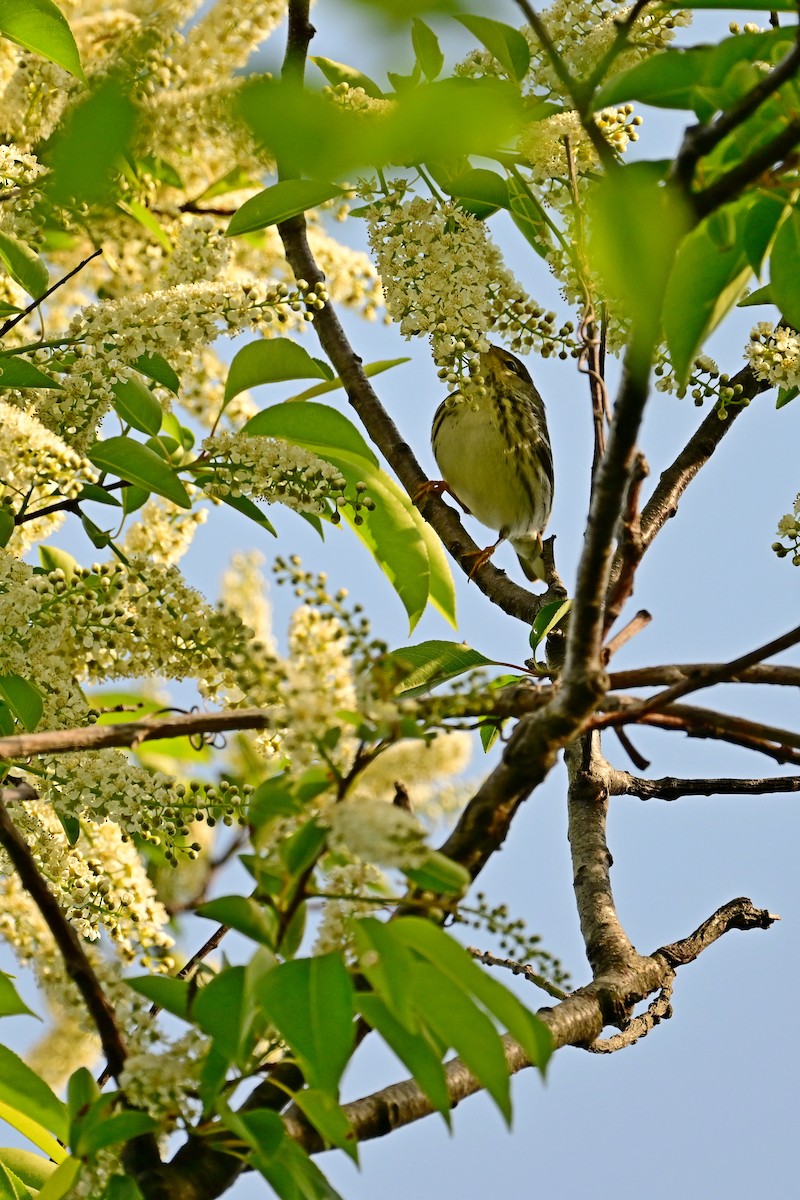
left=202, top=430, right=349, bottom=515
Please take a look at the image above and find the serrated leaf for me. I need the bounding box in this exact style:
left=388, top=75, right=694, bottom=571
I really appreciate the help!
left=224, top=338, right=330, bottom=404
left=0, top=1158, right=32, bottom=1200
left=0, top=231, right=48, bottom=299
left=456, top=14, right=530, bottom=80
left=310, top=56, right=384, bottom=98
left=256, top=954, right=354, bottom=1096
left=411, top=18, right=444, bottom=81
left=88, top=437, right=190, bottom=508
left=133, top=352, right=180, bottom=394
left=770, top=208, right=800, bottom=329
left=0, top=0, right=86, bottom=84
left=111, top=376, right=162, bottom=435
left=385, top=640, right=495, bottom=697
left=226, top=180, right=343, bottom=237
left=0, top=354, right=62, bottom=389
left=0, top=675, right=43, bottom=731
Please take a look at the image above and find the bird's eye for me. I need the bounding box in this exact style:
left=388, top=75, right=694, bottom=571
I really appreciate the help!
left=503, top=354, right=526, bottom=378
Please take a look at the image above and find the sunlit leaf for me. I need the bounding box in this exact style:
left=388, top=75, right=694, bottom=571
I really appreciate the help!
left=0, top=354, right=62, bottom=389
left=88, top=437, right=191, bottom=509
left=411, top=18, right=444, bottom=80
left=385, top=639, right=495, bottom=696
left=111, top=376, right=162, bottom=436
left=0, top=232, right=48, bottom=299
left=456, top=14, right=530, bottom=80
left=224, top=338, right=330, bottom=404
left=311, top=56, right=384, bottom=97
left=0, top=674, right=43, bottom=731
left=0, top=0, right=86, bottom=83
left=226, top=180, right=343, bottom=237
left=770, top=207, right=800, bottom=329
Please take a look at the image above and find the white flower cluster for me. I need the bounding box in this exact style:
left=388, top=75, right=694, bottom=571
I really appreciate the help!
left=221, top=550, right=276, bottom=652
left=773, top=493, right=800, bottom=565
left=746, top=322, right=800, bottom=389
left=0, top=142, right=44, bottom=185
left=367, top=196, right=530, bottom=377
left=520, top=106, right=642, bottom=181
left=203, top=431, right=348, bottom=513
left=122, top=494, right=209, bottom=565
left=119, top=1029, right=209, bottom=1130
left=313, top=861, right=386, bottom=956
left=326, top=797, right=429, bottom=869
left=0, top=401, right=99, bottom=552
left=161, top=216, right=231, bottom=288
left=170, top=0, right=288, bottom=89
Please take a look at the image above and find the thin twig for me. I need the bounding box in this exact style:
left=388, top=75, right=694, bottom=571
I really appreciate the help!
left=603, top=452, right=648, bottom=636
left=609, top=771, right=800, bottom=801
left=468, top=947, right=569, bottom=1001
left=603, top=609, right=652, bottom=661
left=0, top=248, right=103, bottom=339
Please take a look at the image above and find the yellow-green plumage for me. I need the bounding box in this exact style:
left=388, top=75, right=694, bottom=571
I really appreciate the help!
left=432, top=345, right=554, bottom=580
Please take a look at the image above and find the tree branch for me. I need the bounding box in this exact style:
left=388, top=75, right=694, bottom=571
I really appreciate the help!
left=609, top=771, right=800, bottom=801
left=282, top=897, right=776, bottom=1154
left=694, top=118, right=800, bottom=218
left=0, top=791, right=129, bottom=1080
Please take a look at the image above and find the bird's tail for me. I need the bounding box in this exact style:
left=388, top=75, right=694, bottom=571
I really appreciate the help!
left=511, top=533, right=546, bottom=583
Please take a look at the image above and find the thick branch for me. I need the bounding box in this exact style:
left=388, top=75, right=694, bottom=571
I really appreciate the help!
left=609, top=771, right=800, bottom=801
left=695, top=118, right=800, bottom=218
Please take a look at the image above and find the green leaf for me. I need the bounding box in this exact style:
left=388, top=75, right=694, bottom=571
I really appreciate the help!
left=409, top=959, right=512, bottom=1122
left=126, top=975, right=191, bottom=1020
left=238, top=76, right=522, bottom=178
left=41, top=76, right=137, bottom=208
left=191, top=966, right=251, bottom=1064
left=385, top=639, right=495, bottom=697
left=393, top=919, right=551, bottom=1073
left=664, top=205, right=753, bottom=383
left=0, top=232, right=48, bottom=299
left=290, top=1090, right=358, bottom=1162
left=243, top=399, right=378, bottom=465
left=403, top=850, right=470, bottom=895
left=507, top=174, right=553, bottom=258
left=243, top=401, right=443, bottom=629
left=529, top=598, right=571, bottom=653
left=111, top=376, right=162, bottom=436
left=311, top=56, right=384, bottom=98
left=196, top=896, right=278, bottom=948
left=0, top=1149, right=55, bottom=1192
left=256, top=953, right=355, bottom=1096
left=77, top=1111, right=158, bottom=1156
left=352, top=918, right=420, bottom=1030
left=411, top=18, right=444, bottom=81
left=0, top=1158, right=33, bottom=1200
left=87, top=437, right=191, bottom=508
left=0, top=0, right=86, bottom=84
left=215, top=491, right=277, bottom=536
left=742, top=192, right=787, bottom=276
left=0, top=972, right=37, bottom=1020
left=589, top=163, right=693, bottom=338
left=456, top=15, right=530, bottom=80
left=241, top=1110, right=345, bottom=1200
left=356, top=993, right=451, bottom=1121
left=76, top=483, right=123, bottom=507
left=447, top=167, right=509, bottom=219
left=67, top=1067, right=99, bottom=1121
left=226, top=180, right=344, bottom=237
left=288, top=357, right=411, bottom=402
left=0, top=354, right=62, bottom=389
left=0, top=509, right=15, bottom=548
left=118, top=198, right=172, bottom=251
left=225, top=339, right=330, bottom=404
left=122, top=483, right=150, bottom=516
left=34, top=1155, right=80, bottom=1200
left=777, top=385, right=799, bottom=409
left=770, top=207, right=800, bottom=329
left=0, top=675, right=43, bottom=732
left=738, top=283, right=774, bottom=307
left=0, top=1047, right=68, bottom=1141
left=133, top=352, right=180, bottom=394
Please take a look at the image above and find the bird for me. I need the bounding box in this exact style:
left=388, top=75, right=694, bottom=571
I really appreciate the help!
left=428, top=344, right=554, bottom=581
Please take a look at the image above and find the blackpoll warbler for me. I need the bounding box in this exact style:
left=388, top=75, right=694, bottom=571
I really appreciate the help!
left=430, top=345, right=554, bottom=580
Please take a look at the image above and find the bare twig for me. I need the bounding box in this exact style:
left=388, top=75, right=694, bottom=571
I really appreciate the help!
left=609, top=771, right=800, bottom=801
left=603, top=609, right=652, bottom=661
left=608, top=662, right=800, bottom=691
left=586, top=979, right=674, bottom=1053
left=0, top=248, right=103, bottom=339
left=603, top=452, right=648, bottom=636
left=468, top=947, right=569, bottom=1001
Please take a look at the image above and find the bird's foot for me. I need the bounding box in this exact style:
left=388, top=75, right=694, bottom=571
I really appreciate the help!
left=464, top=535, right=506, bottom=580
left=413, top=478, right=468, bottom=511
